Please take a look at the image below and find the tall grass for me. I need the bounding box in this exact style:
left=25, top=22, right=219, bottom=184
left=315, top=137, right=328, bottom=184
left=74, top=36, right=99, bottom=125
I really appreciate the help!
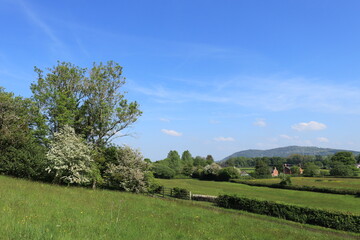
left=0, top=175, right=358, bottom=239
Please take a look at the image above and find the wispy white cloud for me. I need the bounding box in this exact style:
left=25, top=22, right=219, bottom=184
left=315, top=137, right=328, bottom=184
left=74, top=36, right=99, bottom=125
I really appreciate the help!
left=253, top=119, right=266, bottom=127
left=129, top=83, right=229, bottom=104
left=159, top=118, right=170, bottom=122
left=317, top=137, right=329, bottom=143
left=131, top=75, right=360, bottom=114
left=279, top=134, right=298, bottom=140
left=161, top=129, right=182, bottom=137
left=17, top=0, right=63, bottom=48
left=214, top=137, right=235, bottom=142
left=292, top=121, right=327, bottom=131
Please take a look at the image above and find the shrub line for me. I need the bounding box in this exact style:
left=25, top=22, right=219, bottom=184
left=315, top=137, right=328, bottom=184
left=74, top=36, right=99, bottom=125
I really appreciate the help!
left=216, top=194, right=360, bottom=233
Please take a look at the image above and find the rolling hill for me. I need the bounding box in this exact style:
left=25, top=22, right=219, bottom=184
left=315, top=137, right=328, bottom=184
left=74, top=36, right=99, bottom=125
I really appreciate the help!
left=222, top=145, right=360, bottom=161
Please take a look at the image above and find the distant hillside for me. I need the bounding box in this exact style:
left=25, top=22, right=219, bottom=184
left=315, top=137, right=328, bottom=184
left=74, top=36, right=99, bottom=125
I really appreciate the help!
left=222, top=146, right=360, bottom=161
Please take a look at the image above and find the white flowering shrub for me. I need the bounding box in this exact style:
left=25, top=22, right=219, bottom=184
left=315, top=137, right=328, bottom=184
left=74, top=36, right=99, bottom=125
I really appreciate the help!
left=104, top=145, right=150, bottom=193
left=203, top=163, right=222, bottom=175
left=46, top=125, right=93, bottom=185
left=201, top=163, right=222, bottom=180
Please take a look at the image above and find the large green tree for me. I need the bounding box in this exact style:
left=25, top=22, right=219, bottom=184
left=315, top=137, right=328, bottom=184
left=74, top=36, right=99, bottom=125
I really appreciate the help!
left=166, top=150, right=182, bottom=173
left=330, top=152, right=355, bottom=166
left=31, top=61, right=142, bottom=147
left=254, top=160, right=271, bottom=178
left=0, top=87, right=48, bottom=180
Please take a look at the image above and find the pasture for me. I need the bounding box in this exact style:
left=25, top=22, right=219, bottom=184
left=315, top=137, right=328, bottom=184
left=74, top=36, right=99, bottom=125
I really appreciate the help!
left=1, top=175, right=359, bottom=240
left=243, top=177, right=360, bottom=191
left=158, top=178, right=360, bottom=215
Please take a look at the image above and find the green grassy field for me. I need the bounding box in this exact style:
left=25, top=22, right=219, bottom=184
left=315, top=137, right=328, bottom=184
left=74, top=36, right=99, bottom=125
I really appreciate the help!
left=158, top=179, right=360, bottom=215
left=244, top=177, right=360, bottom=191
left=240, top=167, right=255, bottom=173
left=1, top=175, right=359, bottom=240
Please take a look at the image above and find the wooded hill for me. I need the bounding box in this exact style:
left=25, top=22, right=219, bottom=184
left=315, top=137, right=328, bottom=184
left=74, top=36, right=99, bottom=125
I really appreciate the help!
left=222, top=146, right=360, bottom=161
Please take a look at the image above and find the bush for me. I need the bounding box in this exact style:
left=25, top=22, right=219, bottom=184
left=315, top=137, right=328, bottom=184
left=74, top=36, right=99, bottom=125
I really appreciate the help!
left=330, top=163, right=356, bottom=177
left=171, top=187, right=190, bottom=200
left=201, top=163, right=221, bottom=180
left=279, top=173, right=291, bottom=186
left=46, top=126, right=94, bottom=185
left=216, top=194, right=360, bottom=233
left=104, top=145, right=151, bottom=193
left=303, top=162, right=320, bottom=177
left=152, top=164, right=176, bottom=179
left=217, top=167, right=241, bottom=181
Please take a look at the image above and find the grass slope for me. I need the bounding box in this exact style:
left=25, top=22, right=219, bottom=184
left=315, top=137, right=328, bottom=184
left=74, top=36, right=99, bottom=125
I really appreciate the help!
left=158, top=179, right=360, bottom=215
left=0, top=175, right=358, bottom=240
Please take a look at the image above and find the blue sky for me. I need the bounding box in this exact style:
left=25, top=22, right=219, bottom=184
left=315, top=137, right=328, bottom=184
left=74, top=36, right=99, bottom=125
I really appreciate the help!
left=1, top=0, right=360, bottom=161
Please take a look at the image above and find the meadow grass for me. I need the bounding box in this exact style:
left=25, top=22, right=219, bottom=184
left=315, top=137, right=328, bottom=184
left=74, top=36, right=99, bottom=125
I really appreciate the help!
left=240, top=167, right=255, bottom=173
left=158, top=178, right=360, bottom=215
left=244, top=177, right=360, bottom=191
left=1, top=175, right=359, bottom=240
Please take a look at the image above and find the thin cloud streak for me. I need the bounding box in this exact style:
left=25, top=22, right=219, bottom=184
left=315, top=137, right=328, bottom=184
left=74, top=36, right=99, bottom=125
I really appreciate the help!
left=214, top=137, right=235, bottom=142
left=130, top=76, right=360, bottom=114
left=292, top=121, right=327, bottom=131
left=18, top=0, right=63, bottom=47
left=161, top=129, right=182, bottom=137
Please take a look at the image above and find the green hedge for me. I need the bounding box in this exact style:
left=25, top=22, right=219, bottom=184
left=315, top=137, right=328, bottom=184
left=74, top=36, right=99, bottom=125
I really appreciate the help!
left=216, top=194, right=360, bottom=233
left=171, top=187, right=190, bottom=200
left=230, top=179, right=360, bottom=196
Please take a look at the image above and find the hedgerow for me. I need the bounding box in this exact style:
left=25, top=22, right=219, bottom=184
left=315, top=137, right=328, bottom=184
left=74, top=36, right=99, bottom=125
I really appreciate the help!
left=216, top=194, right=360, bottom=233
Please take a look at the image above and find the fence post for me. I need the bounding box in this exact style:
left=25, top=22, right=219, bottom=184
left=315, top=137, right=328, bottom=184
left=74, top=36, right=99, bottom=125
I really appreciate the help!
left=162, top=187, right=165, bottom=197
left=189, top=191, right=192, bottom=200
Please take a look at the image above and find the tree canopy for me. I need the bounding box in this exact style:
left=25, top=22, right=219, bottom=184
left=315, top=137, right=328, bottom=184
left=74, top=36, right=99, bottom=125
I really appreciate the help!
left=31, top=61, right=142, bottom=147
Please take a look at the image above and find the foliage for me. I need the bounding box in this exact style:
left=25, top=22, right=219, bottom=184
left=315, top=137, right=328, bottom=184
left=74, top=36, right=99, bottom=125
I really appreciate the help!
left=104, top=145, right=150, bottom=193
left=152, top=163, right=176, bottom=179
left=181, top=163, right=194, bottom=176
left=0, top=88, right=49, bottom=180
left=331, top=152, right=356, bottom=166
left=31, top=61, right=142, bottom=147
left=181, top=150, right=193, bottom=165
left=166, top=150, right=182, bottom=174
left=279, top=173, right=292, bottom=186
left=330, top=162, right=357, bottom=177
left=217, top=167, right=241, bottom=181
left=254, top=160, right=271, bottom=178
left=193, top=156, right=207, bottom=167
left=191, top=166, right=204, bottom=178
left=171, top=187, right=190, bottom=200
left=46, top=126, right=94, bottom=185
left=205, top=155, right=214, bottom=165
left=201, top=163, right=222, bottom=180
left=303, top=162, right=320, bottom=177
left=290, top=166, right=300, bottom=175
left=216, top=194, right=360, bottom=233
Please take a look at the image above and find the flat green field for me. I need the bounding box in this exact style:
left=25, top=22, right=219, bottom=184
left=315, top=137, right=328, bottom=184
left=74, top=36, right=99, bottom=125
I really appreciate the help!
left=1, top=176, right=359, bottom=240
left=244, top=177, right=360, bottom=191
left=158, top=179, right=360, bottom=215
left=240, top=167, right=255, bottom=173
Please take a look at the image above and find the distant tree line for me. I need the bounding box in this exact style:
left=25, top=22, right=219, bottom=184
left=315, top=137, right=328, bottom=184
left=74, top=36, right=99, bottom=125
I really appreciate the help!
left=150, top=150, right=244, bottom=181
left=223, top=152, right=359, bottom=177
